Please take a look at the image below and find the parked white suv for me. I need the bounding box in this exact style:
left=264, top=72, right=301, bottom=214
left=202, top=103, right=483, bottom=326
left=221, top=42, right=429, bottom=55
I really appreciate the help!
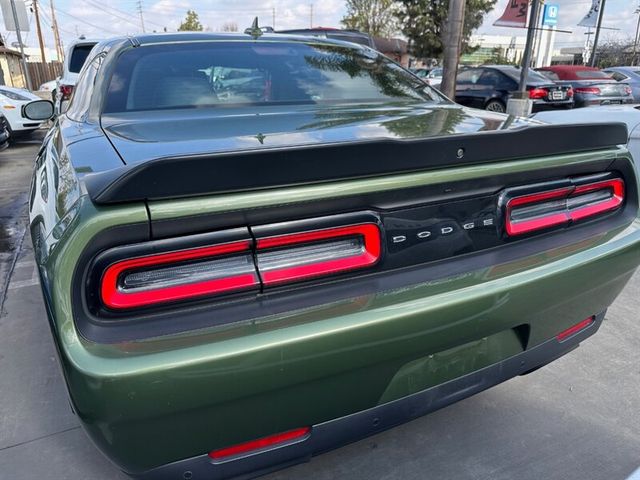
left=55, top=38, right=101, bottom=114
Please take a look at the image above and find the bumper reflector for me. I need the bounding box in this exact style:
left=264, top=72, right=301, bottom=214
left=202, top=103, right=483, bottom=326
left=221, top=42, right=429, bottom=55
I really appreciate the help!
left=556, top=316, right=595, bottom=342
left=208, top=427, right=311, bottom=462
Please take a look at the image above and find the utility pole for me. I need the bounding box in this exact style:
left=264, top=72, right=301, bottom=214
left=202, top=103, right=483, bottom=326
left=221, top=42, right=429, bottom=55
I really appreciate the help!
left=272, top=7, right=276, bottom=29
left=32, top=0, right=47, bottom=63
left=517, top=0, right=541, bottom=94
left=137, top=0, right=146, bottom=33
left=309, top=3, right=313, bottom=28
left=50, top=0, right=64, bottom=61
left=440, top=0, right=466, bottom=99
left=589, top=0, right=606, bottom=67
left=8, top=0, right=32, bottom=90
left=633, top=6, right=640, bottom=66
left=506, top=0, right=540, bottom=116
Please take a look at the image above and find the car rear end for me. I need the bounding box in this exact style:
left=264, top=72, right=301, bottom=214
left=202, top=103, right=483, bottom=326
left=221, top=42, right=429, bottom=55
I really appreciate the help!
left=32, top=36, right=640, bottom=480
left=55, top=40, right=99, bottom=114
left=540, top=67, right=634, bottom=108
left=528, top=83, right=574, bottom=111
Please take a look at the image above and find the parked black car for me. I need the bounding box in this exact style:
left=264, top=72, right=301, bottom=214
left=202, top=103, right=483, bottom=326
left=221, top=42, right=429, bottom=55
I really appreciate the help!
left=455, top=66, right=574, bottom=113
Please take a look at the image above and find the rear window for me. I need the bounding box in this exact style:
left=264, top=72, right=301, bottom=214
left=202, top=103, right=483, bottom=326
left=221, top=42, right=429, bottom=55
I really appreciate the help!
left=103, top=41, right=440, bottom=113
left=68, top=44, right=96, bottom=73
left=575, top=70, right=611, bottom=79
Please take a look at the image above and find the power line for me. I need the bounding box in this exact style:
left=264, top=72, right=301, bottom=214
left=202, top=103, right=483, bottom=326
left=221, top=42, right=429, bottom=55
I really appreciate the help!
left=55, top=7, right=121, bottom=35
left=81, top=0, right=142, bottom=29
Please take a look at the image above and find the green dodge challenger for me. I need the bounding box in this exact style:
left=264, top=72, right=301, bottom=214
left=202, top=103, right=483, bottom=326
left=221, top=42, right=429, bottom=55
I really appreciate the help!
left=26, top=32, right=640, bottom=479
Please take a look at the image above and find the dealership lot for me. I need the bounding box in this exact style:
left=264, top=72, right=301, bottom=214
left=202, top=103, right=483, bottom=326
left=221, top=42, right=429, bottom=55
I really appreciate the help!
left=0, top=136, right=639, bottom=480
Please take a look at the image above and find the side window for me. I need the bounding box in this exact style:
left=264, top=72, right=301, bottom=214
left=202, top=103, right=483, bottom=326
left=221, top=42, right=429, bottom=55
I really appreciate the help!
left=609, top=72, right=627, bottom=82
left=477, top=70, right=503, bottom=87
left=66, top=53, right=104, bottom=121
left=457, top=69, right=481, bottom=85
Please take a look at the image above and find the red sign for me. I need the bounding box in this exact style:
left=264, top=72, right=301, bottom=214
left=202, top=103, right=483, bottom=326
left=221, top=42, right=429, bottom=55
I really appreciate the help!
left=494, top=0, right=529, bottom=28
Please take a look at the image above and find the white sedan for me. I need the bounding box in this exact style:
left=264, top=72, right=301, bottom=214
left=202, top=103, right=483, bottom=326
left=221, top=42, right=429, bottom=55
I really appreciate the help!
left=0, top=86, right=47, bottom=134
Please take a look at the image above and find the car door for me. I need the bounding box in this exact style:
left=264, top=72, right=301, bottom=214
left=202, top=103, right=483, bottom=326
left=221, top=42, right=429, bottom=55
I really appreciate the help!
left=455, top=69, right=482, bottom=106
left=473, top=69, right=511, bottom=108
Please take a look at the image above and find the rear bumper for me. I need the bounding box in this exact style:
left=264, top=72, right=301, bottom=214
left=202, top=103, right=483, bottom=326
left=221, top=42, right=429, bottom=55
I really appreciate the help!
left=136, top=312, right=604, bottom=480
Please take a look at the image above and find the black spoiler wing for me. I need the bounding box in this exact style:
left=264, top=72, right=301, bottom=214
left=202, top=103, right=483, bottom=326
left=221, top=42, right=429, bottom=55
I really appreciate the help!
left=85, top=123, right=629, bottom=205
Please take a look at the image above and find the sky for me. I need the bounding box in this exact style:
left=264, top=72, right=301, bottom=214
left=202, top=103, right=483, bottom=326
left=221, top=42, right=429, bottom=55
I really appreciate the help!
left=0, top=0, right=638, bottom=56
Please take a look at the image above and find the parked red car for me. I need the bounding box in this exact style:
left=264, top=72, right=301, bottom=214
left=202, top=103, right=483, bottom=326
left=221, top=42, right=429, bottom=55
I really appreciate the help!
left=536, top=66, right=633, bottom=108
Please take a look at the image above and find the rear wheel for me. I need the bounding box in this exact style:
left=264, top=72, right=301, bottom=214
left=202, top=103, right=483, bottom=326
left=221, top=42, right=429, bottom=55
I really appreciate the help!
left=485, top=100, right=506, bottom=113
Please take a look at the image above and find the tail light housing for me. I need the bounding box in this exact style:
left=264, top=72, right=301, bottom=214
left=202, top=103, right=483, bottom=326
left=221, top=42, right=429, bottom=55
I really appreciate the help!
left=624, top=85, right=633, bottom=96
left=256, top=224, right=381, bottom=285
left=96, top=221, right=382, bottom=311
left=504, top=177, right=624, bottom=236
left=567, top=87, right=574, bottom=98
left=100, top=240, right=259, bottom=309
left=574, top=86, right=601, bottom=95
left=59, top=84, right=74, bottom=101
left=529, top=88, right=549, bottom=99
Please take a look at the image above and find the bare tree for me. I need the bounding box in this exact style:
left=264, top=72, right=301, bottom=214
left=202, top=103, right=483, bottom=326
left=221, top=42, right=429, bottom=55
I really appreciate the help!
left=341, top=0, right=398, bottom=38
left=221, top=22, right=238, bottom=32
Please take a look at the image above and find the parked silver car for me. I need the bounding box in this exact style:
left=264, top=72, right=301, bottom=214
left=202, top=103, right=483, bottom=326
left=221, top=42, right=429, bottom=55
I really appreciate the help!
left=603, top=67, right=640, bottom=103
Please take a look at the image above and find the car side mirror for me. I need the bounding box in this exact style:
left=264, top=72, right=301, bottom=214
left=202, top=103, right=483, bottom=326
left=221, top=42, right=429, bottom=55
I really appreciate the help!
left=22, top=100, right=54, bottom=121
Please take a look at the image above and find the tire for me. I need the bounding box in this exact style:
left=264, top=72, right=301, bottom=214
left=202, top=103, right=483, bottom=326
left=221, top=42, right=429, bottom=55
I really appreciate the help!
left=485, top=99, right=506, bottom=113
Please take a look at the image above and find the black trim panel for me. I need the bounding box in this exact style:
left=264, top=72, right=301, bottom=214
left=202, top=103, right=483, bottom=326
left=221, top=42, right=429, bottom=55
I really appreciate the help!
left=133, top=312, right=605, bottom=480
left=85, top=123, right=628, bottom=204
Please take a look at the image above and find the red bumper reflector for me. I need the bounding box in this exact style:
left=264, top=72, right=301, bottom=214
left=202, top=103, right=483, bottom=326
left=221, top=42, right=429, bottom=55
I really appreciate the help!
left=256, top=224, right=381, bottom=285
left=506, top=178, right=625, bottom=236
left=101, top=240, right=258, bottom=309
left=208, top=427, right=311, bottom=461
left=557, top=316, right=595, bottom=342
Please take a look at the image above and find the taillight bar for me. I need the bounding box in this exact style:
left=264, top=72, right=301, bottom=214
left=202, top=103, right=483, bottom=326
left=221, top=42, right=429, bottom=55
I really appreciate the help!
left=256, top=224, right=381, bottom=285
left=101, top=240, right=258, bottom=309
left=98, top=223, right=382, bottom=310
left=505, top=178, right=625, bottom=236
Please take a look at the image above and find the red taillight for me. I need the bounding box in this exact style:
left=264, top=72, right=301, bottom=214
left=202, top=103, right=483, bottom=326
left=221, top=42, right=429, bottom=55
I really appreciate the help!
left=208, top=427, right=311, bottom=462
left=505, top=178, right=625, bottom=236
left=59, top=84, right=74, bottom=101
left=624, top=85, right=633, bottom=96
left=574, top=87, right=601, bottom=95
left=557, top=316, right=595, bottom=341
left=567, top=88, right=574, bottom=98
left=99, top=223, right=382, bottom=310
left=256, top=224, right=381, bottom=285
left=100, top=240, right=259, bottom=309
left=529, top=88, right=548, bottom=99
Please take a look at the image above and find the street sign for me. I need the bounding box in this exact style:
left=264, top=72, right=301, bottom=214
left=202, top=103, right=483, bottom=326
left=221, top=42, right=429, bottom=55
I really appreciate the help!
left=543, top=4, right=560, bottom=27
left=0, top=0, right=30, bottom=31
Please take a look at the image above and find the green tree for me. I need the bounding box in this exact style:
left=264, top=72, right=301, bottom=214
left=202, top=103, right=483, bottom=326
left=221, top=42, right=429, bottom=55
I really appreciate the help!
left=341, top=0, right=398, bottom=37
left=178, top=10, right=204, bottom=31
left=395, top=0, right=496, bottom=59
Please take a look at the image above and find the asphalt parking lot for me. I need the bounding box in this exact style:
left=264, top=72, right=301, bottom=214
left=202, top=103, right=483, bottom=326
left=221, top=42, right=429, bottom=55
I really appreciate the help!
left=0, top=134, right=639, bottom=480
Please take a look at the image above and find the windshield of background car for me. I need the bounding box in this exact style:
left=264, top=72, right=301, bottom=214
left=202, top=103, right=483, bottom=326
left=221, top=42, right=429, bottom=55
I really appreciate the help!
left=69, top=44, right=96, bottom=73
left=103, top=41, right=441, bottom=112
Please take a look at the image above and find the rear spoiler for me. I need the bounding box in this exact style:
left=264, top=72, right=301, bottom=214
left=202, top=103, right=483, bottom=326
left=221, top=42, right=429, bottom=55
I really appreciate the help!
left=85, top=123, right=628, bottom=205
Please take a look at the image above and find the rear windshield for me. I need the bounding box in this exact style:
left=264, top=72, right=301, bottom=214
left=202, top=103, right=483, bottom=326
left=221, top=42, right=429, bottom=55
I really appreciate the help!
left=103, top=41, right=440, bottom=113
left=575, top=70, right=611, bottom=79
left=69, top=44, right=96, bottom=73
